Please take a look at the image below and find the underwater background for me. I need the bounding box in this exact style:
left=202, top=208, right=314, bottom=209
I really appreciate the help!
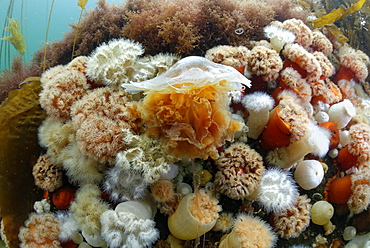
left=0, top=0, right=123, bottom=71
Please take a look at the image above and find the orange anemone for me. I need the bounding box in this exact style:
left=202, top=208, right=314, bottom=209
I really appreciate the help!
left=259, top=107, right=291, bottom=150
left=336, top=146, right=359, bottom=171
left=318, top=121, right=340, bottom=150
left=325, top=175, right=352, bottom=205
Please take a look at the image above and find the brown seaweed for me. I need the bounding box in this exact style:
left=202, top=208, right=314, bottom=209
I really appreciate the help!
left=0, top=80, right=46, bottom=248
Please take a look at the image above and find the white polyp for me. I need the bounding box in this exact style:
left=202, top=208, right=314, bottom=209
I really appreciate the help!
left=177, top=183, right=193, bottom=196
left=328, top=99, right=356, bottom=129
left=315, top=111, right=330, bottom=123
left=340, top=130, right=350, bottom=147
left=343, top=226, right=357, bottom=241
left=294, top=160, right=324, bottom=190
left=161, top=163, right=179, bottom=180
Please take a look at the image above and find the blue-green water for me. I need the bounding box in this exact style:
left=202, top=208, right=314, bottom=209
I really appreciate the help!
left=0, top=0, right=124, bottom=71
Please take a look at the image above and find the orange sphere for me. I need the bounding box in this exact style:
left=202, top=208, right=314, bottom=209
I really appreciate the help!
left=326, top=175, right=352, bottom=205
left=52, top=187, right=75, bottom=209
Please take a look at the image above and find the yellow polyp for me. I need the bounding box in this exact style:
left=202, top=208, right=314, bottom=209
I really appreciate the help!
left=310, top=0, right=366, bottom=29
left=2, top=18, right=26, bottom=55
left=78, top=0, right=88, bottom=9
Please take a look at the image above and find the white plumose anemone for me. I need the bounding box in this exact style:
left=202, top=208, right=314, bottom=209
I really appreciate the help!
left=256, top=167, right=298, bottom=213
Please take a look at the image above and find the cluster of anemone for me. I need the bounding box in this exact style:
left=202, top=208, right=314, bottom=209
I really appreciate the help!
left=9, top=0, right=370, bottom=246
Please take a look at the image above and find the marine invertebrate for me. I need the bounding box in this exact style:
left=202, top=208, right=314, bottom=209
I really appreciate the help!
left=310, top=79, right=342, bottom=106
left=294, top=160, right=324, bottom=190
left=123, top=56, right=250, bottom=160
left=347, top=123, right=370, bottom=164
left=272, top=67, right=312, bottom=105
left=347, top=163, right=370, bottom=214
left=218, top=213, right=277, bottom=248
left=327, top=99, right=356, bottom=129
left=103, top=165, right=148, bottom=202
left=280, top=18, right=312, bottom=48
left=214, top=143, right=264, bottom=200
left=85, top=38, right=144, bottom=86
left=311, top=201, right=335, bottom=235
left=52, top=187, right=76, bottom=210
left=260, top=91, right=310, bottom=152
left=247, top=45, right=283, bottom=81
left=168, top=190, right=221, bottom=240
left=325, top=175, right=352, bottom=205
left=100, top=196, right=159, bottom=248
left=318, top=121, right=340, bottom=150
left=115, top=129, right=177, bottom=186
left=263, top=24, right=295, bottom=52
left=282, top=43, right=322, bottom=83
left=150, top=179, right=175, bottom=202
left=205, top=45, right=250, bottom=68
left=309, top=30, right=333, bottom=56
left=334, top=46, right=369, bottom=83
left=18, top=213, right=61, bottom=248
left=32, top=154, right=63, bottom=192
left=70, top=184, right=110, bottom=247
left=242, top=91, right=274, bottom=139
left=39, top=68, right=89, bottom=121
left=267, top=120, right=330, bottom=168
left=256, top=167, right=298, bottom=213
left=212, top=212, right=234, bottom=233
left=197, top=169, right=212, bottom=186
left=271, top=195, right=311, bottom=239
left=343, top=226, right=357, bottom=241
left=71, top=86, right=142, bottom=164
left=313, top=51, right=335, bottom=78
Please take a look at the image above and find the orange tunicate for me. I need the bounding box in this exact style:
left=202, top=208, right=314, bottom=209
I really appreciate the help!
left=326, top=175, right=352, bottom=205
left=52, top=187, right=76, bottom=209
left=318, top=121, right=340, bottom=150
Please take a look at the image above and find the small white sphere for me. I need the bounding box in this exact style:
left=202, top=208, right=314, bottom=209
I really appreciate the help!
left=177, top=182, right=193, bottom=196
left=343, top=226, right=357, bottom=241
left=328, top=149, right=338, bottom=158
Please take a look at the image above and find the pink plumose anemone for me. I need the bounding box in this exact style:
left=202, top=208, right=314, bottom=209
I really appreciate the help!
left=205, top=45, right=250, bottom=68
left=310, top=79, right=342, bottom=106
left=271, top=194, right=312, bottom=239
left=18, top=213, right=61, bottom=248
left=347, top=123, right=370, bottom=164
left=313, top=51, right=335, bottom=79
left=70, top=86, right=142, bottom=164
left=32, top=154, right=63, bottom=192
left=282, top=43, right=322, bottom=84
left=348, top=162, right=370, bottom=214
left=334, top=46, right=369, bottom=83
left=247, top=45, right=283, bottom=81
left=309, top=30, right=333, bottom=56
left=281, top=18, right=313, bottom=48
left=214, top=143, right=265, bottom=200
left=272, top=67, right=312, bottom=104
left=39, top=68, right=89, bottom=121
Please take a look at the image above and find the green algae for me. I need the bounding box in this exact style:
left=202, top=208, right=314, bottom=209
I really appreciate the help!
left=0, top=80, right=46, bottom=248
